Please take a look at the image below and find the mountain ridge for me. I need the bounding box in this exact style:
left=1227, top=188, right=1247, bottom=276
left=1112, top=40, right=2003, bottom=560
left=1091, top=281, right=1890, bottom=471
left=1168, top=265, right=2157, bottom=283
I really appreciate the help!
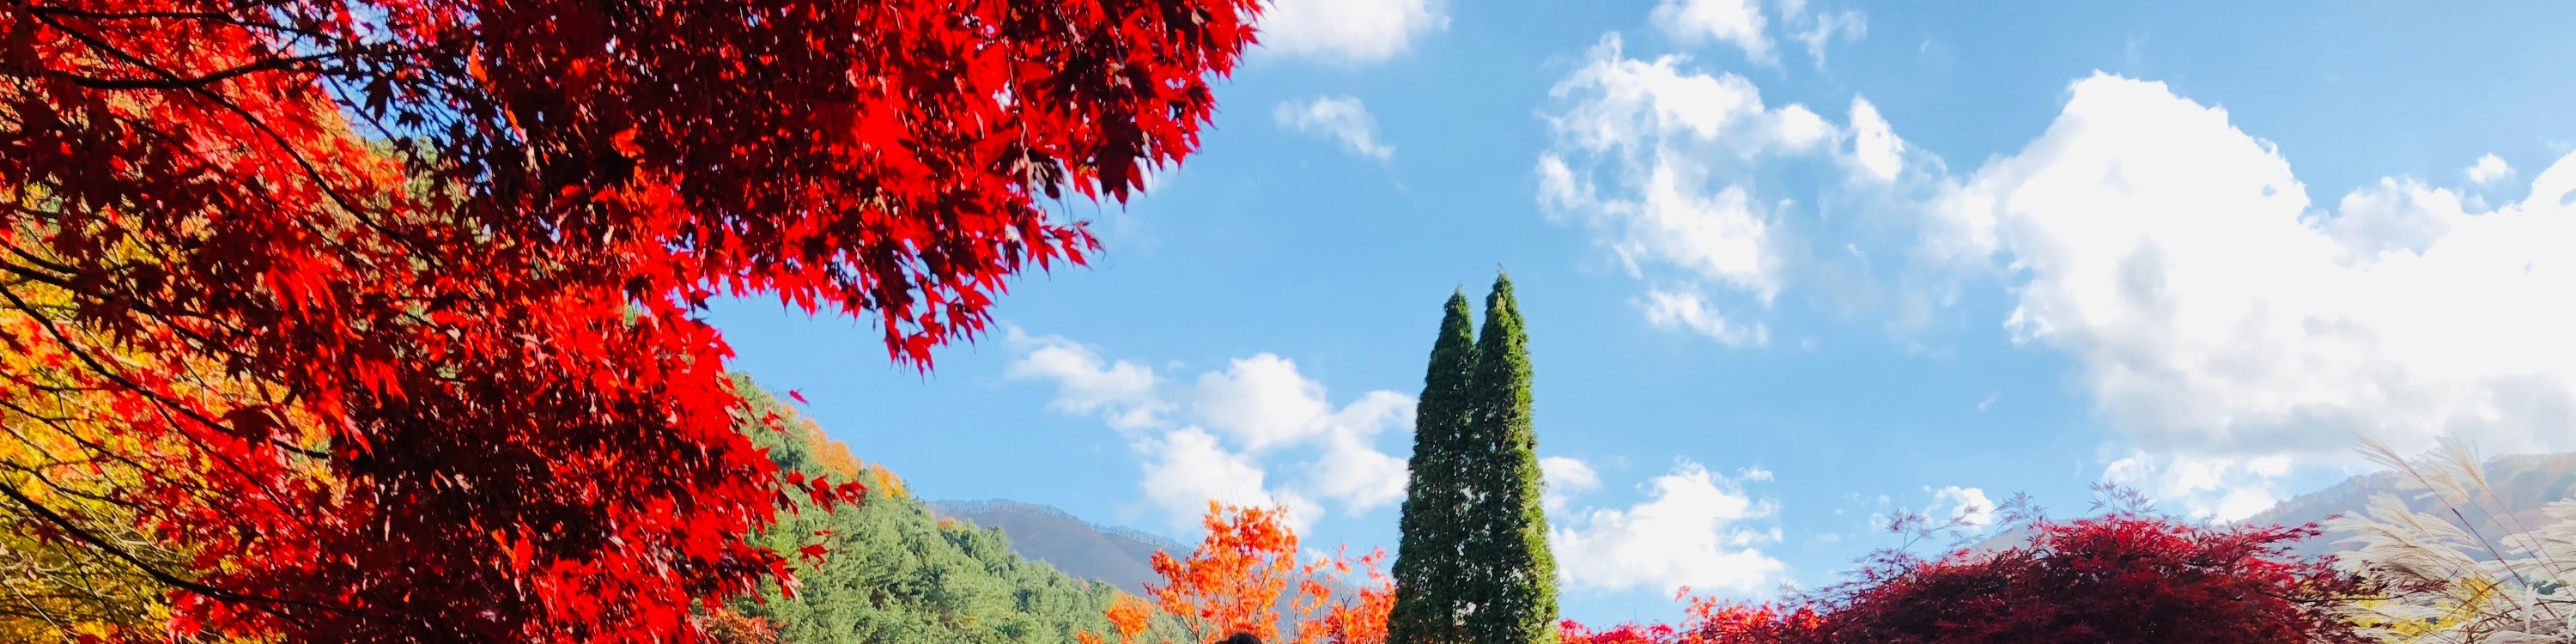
left=928, top=499, right=1186, bottom=595
left=1968, top=452, right=2576, bottom=558
left=2245, top=451, right=2576, bottom=557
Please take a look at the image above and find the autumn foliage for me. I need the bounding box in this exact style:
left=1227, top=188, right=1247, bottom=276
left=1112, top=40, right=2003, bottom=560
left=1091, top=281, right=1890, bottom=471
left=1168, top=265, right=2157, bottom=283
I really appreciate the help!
left=1556, top=513, right=2374, bottom=644
left=1807, top=515, right=2372, bottom=643
left=1087, top=503, right=1394, bottom=644
left=2, top=0, right=1257, bottom=641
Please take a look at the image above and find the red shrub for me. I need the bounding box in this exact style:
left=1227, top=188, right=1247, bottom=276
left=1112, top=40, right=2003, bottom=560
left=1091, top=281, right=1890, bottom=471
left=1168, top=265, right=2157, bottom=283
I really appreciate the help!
left=1558, top=513, right=2372, bottom=644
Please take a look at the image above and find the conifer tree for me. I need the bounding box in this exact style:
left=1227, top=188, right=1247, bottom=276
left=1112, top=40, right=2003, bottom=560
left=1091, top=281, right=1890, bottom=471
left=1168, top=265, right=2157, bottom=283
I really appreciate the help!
left=1463, top=272, right=1557, bottom=644
left=1388, top=289, right=1479, bottom=644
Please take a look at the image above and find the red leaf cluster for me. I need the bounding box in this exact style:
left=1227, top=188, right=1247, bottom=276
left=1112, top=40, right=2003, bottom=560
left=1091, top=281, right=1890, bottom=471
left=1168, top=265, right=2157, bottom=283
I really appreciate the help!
left=3, top=0, right=1257, bottom=641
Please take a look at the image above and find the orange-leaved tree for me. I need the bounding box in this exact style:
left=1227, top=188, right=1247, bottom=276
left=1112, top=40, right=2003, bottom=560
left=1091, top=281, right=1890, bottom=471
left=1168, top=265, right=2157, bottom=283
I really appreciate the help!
left=0, top=243, right=298, bottom=641
left=1290, top=546, right=1394, bottom=644
left=1088, top=502, right=1393, bottom=644
left=3, top=0, right=1260, bottom=641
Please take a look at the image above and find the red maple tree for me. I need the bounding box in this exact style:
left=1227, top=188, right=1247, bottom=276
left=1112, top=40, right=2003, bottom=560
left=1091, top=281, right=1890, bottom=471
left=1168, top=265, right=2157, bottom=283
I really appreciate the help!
left=1558, top=513, right=2373, bottom=644
left=1806, top=514, right=2374, bottom=644
left=3, top=0, right=1257, bottom=641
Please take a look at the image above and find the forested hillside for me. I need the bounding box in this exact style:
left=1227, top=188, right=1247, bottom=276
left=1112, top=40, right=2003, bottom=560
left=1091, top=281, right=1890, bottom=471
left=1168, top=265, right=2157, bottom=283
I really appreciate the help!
left=928, top=500, right=1186, bottom=595
left=723, top=378, right=1181, bottom=644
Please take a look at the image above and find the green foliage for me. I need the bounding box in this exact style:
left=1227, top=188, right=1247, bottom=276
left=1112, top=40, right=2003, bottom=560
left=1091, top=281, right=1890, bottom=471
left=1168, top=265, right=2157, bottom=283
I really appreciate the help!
left=1388, top=274, right=1559, bottom=644
left=727, top=376, right=1171, bottom=644
left=1388, top=289, right=1479, bottom=644
left=1463, top=273, right=1559, bottom=644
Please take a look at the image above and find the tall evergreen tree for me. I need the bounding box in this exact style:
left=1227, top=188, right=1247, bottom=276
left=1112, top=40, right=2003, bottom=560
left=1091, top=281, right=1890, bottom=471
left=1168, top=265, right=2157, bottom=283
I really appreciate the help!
left=1388, top=289, right=1479, bottom=644
left=1463, top=272, right=1557, bottom=644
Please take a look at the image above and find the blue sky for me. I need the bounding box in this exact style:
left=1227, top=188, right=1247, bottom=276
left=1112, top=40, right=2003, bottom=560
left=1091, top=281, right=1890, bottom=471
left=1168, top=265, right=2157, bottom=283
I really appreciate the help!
left=711, top=0, right=2576, bottom=624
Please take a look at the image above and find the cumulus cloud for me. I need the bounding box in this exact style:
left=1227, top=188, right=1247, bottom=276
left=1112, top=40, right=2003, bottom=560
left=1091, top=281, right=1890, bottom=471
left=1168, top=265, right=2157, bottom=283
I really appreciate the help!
left=1141, top=428, right=1283, bottom=519
left=1639, top=289, right=1769, bottom=346
left=1935, top=73, right=2576, bottom=513
left=1540, top=456, right=1601, bottom=513
left=1003, top=328, right=1167, bottom=431
left=1536, top=34, right=1819, bottom=300
left=2103, top=452, right=2291, bottom=522
left=1847, top=97, right=1905, bottom=181
left=2468, top=153, right=2514, bottom=185
left=1652, top=0, right=1771, bottom=62
left=1276, top=96, right=1395, bottom=161
left=1538, top=33, right=1907, bottom=344
left=1928, top=486, right=1994, bottom=531
left=1007, top=332, right=1416, bottom=528
left=1303, top=391, right=1416, bottom=515
left=1259, top=0, right=1444, bottom=64
left=1192, top=354, right=1340, bottom=451
left=1540, top=153, right=1780, bottom=299
left=1552, top=461, right=1786, bottom=594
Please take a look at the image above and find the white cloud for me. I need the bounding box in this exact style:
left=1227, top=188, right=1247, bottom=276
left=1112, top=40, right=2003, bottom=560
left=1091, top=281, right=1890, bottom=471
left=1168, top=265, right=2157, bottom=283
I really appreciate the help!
left=1008, top=335, right=1417, bottom=527
left=2469, top=153, right=2514, bottom=185
left=1786, top=6, right=1866, bottom=68
left=1639, top=289, right=1769, bottom=347
left=1928, top=486, right=1994, bottom=530
left=1275, top=96, right=1394, bottom=161
left=1540, top=153, right=1780, bottom=298
left=2103, top=452, right=2290, bottom=522
left=1537, top=34, right=1826, bottom=301
left=1304, top=391, right=1416, bottom=515
left=1552, top=461, right=1786, bottom=594
left=1652, top=0, right=1771, bottom=63
left=1937, top=73, right=2576, bottom=500
left=1540, top=33, right=1909, bottom=345
left=1848, top=97, right=1905, bottom=181
left=1540, top=456, right=1601, bottom=513
left=1003, top=328, right=1167, bottom=431
left=2324, top=177, right=2468, bottom=258
left=1192, top=354, right=1339, bottom=451
left=1141, top=428, right=1281, bottom=520
left=1258, top=0, right=1444, bottom=64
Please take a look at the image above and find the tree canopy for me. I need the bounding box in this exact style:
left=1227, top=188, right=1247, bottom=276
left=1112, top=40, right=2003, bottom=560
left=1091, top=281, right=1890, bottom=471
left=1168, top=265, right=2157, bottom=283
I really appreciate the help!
left=1558, top=509, right=2377, bottom=644
left=1388, top=275, right=1555, bottom=644
left=3, top=0, right=1258, bottom=640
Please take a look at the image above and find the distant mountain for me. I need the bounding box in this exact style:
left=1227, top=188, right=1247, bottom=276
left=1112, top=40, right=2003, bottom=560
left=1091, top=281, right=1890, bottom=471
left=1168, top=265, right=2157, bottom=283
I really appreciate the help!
left=930, top=500, right=1186, bottom=595
left=728, top=379, right=1158, bottom=644
left=2245, top=452, right=2576, bottom=558
left=1969, top=453, right=2576, bottom=558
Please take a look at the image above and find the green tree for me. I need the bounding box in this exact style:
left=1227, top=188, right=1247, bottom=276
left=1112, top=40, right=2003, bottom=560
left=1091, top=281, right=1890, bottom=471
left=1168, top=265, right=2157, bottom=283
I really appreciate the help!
left=1388, top=289, right=1479, bottom=644
left=1462, top=272, right=1557, bottom=644
left=1388, top=274, right=1558, bottom=644
left=724, top=376, right=1181, bottom=644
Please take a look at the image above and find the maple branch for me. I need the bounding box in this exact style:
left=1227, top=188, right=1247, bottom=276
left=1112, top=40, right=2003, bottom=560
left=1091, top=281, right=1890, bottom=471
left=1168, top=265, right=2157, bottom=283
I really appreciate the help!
left=30, top=10, right=449, bottom=272
left=0, top=238, right=79, bottom=276
left=98, top=116, right=422, bottom=288
left=25, top=3, right=336, bottom=40
left=0, top=393, right=301, bottom=489
left=0, top=258, right=76, bottom=291
left=0, top=271, right=327, bottom=464
left=47, top=50, right=344, bottom=91
left=0, top=480, right=345, bottom=623
left=0, top=284, right=331, bottom=530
